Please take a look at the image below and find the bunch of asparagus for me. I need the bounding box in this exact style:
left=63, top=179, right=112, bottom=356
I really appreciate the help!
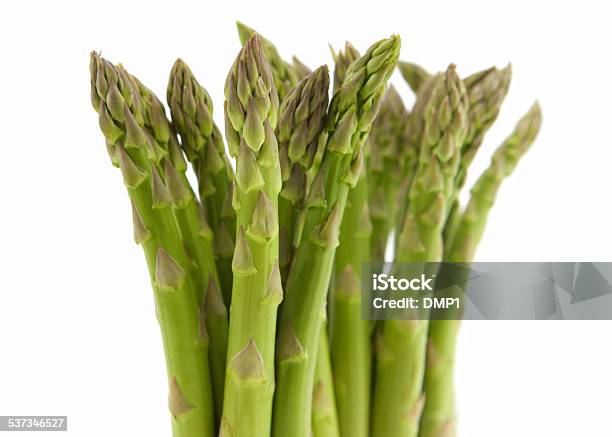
left=90, top=22, right=541, bottom=437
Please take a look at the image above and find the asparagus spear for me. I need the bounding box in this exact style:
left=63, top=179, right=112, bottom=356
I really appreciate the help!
left=277, top=66, right=330, bottom=281
left=167, top=63, right=235, bottom=420
left=309, top=44, right=363, bottom=437
left=90, top=53, right=215, bottom=437
left=448, top=102, right=542, bottom=262
left=368, top=86, right=411, bottom=260
left=454, top=64, right=512, bottom=193
left=394, top=74, right=438, bottom=246
left=326, top=41, right=379, bottom=435
left=418, top=103, right=542, bottom=437
left=128, top=72, right=219, bottom=298
left=399, top=62, right=511, bottom=189
left=417, top=68, right=513, bottom=437
left=131, top=67, right=229, bottom=430
left=236, top=21, right=298, bottom=101
left=167, top=59, right=236, bottom=307
left=272, top=35, right=401, bottom=437
left=328, top=86, right=411, bottom=437
left=372, top=65, right=469, bottom=437
left=220, top=35, right=283, bottom=437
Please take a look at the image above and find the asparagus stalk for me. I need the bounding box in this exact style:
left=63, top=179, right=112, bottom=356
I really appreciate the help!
left=90, top=53, right=215, bottom=437
left=368, top=86, right=411, bottom=260
left=418, top=103, right=542, bottom=437
left=394, top=75, right=438, bottom=245
left=167, top=59, right=236, bottom=307
left=372, top=65, right=469, bottom=437
left=328, top=45, right=381, bottom=430
left=236, top=21, right=298, bottom=101
left=454, top=64, right=512, bottom=193
left=133, top=68, right=227, bottom=429
left=443, top=65, right=513, bottom=248
left=398, top=63, right=511, bottom=231
left=167, top=59, right=233, bottom=421
left=277, top=66, right=330, bottom=281
left=128, top=73, right=219, bottom=300
left=413, top=65, right=513, bottom=437
left=312, top=323, right=340, bottom=437
left=448, top=102, right=542, bottom=262
left=272, top=35, right=401, bottom=437
left=328, top=87, right=411, bottom=437
left=220, top=35, right=283, bottom=437
left=313, top=46, right=364, bottom=437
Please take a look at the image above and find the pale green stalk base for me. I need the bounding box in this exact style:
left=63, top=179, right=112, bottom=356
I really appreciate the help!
left=372, top=319, right=428, bottom=437
left=418, top=319, right=460, bottom=437
left=273, top=242, right=339, bottom=437
left=155, top=278, right=215, bottom=437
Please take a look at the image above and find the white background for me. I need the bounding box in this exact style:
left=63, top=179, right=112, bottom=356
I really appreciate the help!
left=1, top=0, right=611, bottom=436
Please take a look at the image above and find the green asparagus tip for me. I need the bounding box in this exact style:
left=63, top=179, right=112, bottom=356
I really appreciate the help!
left=126, top=72, right=171, bottom=145
left=398, top=61, right=431, bottom=94
left=225, top=33, right=279, bottom=154
left=278, top=64, right=330, bottom=167
left=516, top=101, right=542, bottom=143
left=235, top=20, right=256, bottom=45
left=502, top=62, right=512, bottom=77
left=330, top=41, right=361, bottom=92
left=167, top=58, right=214, bottom=154
left=90, top=52, right=145, bottom=145
left=346, top=34, right=401, bottom=104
